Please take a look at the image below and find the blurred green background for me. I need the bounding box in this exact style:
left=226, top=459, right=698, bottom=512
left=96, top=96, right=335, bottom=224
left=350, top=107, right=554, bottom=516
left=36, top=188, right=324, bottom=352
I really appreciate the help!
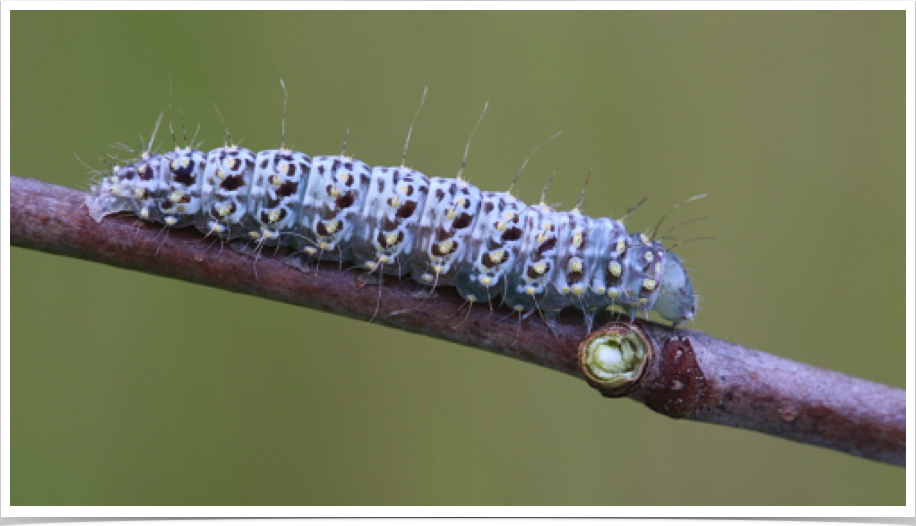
left=10, top=10, right=905, bottom=506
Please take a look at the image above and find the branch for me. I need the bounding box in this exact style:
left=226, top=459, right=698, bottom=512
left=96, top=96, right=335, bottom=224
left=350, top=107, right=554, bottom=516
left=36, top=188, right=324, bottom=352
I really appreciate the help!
left=10, top=176, right=906, bottom=467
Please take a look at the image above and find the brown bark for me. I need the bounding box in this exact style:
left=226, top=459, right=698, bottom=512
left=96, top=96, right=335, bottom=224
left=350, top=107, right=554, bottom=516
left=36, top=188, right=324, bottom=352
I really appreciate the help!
left=10, top=176, right=906, bottom=466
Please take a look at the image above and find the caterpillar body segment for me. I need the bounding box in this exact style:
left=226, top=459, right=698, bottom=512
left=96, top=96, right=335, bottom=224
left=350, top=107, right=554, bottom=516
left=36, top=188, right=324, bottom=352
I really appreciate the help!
left=247, top=149, right=312, bottom=246
left=130, top=153, right=170, bottom=223
left=454, top=191, right=527, bottom=306
left=350, top=166, right=430, bottom=277
left=293, top=155, right=372, bottom=262
left=503, top=202, right=561, bottom=314
left=409, top=177, right=483, bottom=288
left=160, top=148, right=207, bottom=228
left=198, top=146, right=257, bottom=239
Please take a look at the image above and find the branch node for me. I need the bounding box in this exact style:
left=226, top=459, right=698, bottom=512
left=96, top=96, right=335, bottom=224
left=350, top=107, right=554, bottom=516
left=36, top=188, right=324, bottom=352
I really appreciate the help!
left=642, top=335, right=709, bottom=419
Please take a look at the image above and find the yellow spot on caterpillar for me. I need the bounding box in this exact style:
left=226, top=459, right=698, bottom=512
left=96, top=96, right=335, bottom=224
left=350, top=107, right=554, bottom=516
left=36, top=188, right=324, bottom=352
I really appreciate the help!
left=389, top=196, right=401, bottom=209
left=110, top=185, right=122, bottom=196
left=656, top=262, right=662, bottom=275
left=490, top=249, right=505, bottom=262
left=595, top=286, right=606, bottom=294
left=170, top=160, right=179, bottom=170
left=608, top=261, right=622, bottom=278
left=456, top=198, right=466, bottom=208
left=445, top=208, right=457, bottom=220
left=329, top=185, right=340, bottom=198
left=304, top=247, right=318, bottom=255
left=607, top=289, right=620, bottom=299
left=640, top=233, right=650, bottom=245
left=536, top=232, right=548, bottom=244
left=133, top=188, right=145, bottom=199
left=385, top=232, right=400, bottom=247
left=525, top=286, right=536, bottom=295
left=398, top=184, right=409, bottom=194
left=364, top=261, right=377, bottom=270
left=639, top=297, right=649, bottom=305
left=465, top=294, right=477, bottom=302
left=496, top=221, right=507, bottom=232
left=320, top=242, right=331, bottom=250
left=268, top=209, right=282, bottom=223
left=169, top=191, right=184, bottom=203
left=571, top=284, right=585, bottom=295
left=561, top=286, right=570, bottom=294
left=270, top=175, right=282, bottom=187
left=338, top=172, right=351, bottom=184
left=216, top=169, right=225, bottom=179
left=542, top=221, right=552, bottom=230
left=165, top=216, right=177, bottom=226
left=421, top=273, right=434, bottom=282
left=645, top=251, right=654, bottom=263
left=533, top=262, right=548, bottom=275
left=140, top=208, right=149, bottom=218
left=616, top=240, right=626, bottom=254
left=572, top=231, right=583, bottom=248
left=438, top=240, right=454, bottom=254
left=379, top=255, right=391, bottom=264
left=176, top=205, right=185, bottom=213
left=643, top=279, right=656, bottom=291
left=325, top=220, right=340, bottom=234
left=514, top=305, right=525, bottom=312
left=181, top=158, right=190, bottom=168
left=568, top=258, right=583, bottom=273
left=503, top=211, right=516, bottom=221
left=217, top=204, right=231, bottom=217
left=280, top=163, right=290, bottom=175
left=479, top=276, right=493, bottom=286
left=138, top=165, right=147, bottom=175
left=433, top=265, right=445, bottom=274
left=249, top=231, right=260, bottom=238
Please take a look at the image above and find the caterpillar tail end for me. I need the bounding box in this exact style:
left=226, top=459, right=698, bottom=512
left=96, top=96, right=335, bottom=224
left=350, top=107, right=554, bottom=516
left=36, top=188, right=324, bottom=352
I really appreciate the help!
left=85, top=193, right=132, bottom=223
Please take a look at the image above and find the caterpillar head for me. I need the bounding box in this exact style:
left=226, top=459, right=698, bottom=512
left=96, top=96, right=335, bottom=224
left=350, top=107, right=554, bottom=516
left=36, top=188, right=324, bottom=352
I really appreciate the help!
left=653, top=251, right=697, bottom=325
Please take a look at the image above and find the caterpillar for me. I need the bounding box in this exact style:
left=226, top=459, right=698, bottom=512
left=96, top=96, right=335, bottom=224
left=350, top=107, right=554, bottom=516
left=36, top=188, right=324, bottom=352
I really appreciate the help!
left=83, top=84, right=699, bottom=332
